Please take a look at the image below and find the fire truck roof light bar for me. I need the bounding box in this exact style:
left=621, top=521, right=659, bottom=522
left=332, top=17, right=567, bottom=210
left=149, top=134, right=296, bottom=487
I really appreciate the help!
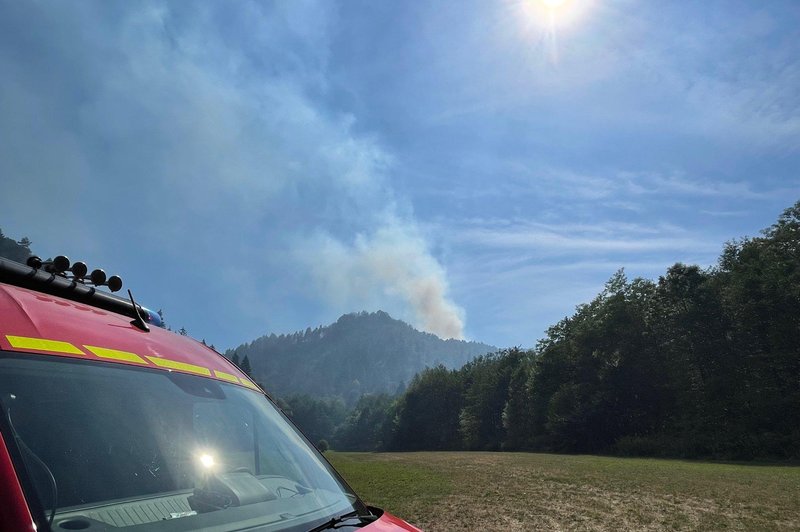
left=26, top=256, right=123, bottom=293
left=0, top=257, right=149, bottom=325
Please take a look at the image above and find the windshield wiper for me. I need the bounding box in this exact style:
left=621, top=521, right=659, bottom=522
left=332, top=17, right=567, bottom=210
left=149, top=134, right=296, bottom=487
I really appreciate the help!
left=306, top=510, right=378, bottom=532
left=5, top=403, right=58, bottom=527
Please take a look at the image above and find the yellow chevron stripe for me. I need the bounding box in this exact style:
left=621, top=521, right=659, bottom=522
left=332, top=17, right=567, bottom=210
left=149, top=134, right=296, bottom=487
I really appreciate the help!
left=239, top=378, right=260, bottom=391
left=6, top=335, right=84, bottom=355
left=84, top=345, right=147, bottom=364
left=214, top=370, right=240, bottom=383
left=146, top=356, right=211, bottom=376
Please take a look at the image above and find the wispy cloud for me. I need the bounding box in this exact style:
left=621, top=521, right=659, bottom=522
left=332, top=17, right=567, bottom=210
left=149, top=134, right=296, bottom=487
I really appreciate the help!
left=700, top=209, right=750, bottom=218
left=450, top=218, right=715, bottom=255
left=417, top=165, right=793, bottom=208
left=417, top=1, right=800, bottom=151
left=618, top=172, right=789, bottom=200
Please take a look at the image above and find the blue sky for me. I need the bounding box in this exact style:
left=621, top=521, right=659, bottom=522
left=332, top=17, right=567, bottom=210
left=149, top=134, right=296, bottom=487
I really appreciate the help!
left=1, top=0, right=798, bottom=349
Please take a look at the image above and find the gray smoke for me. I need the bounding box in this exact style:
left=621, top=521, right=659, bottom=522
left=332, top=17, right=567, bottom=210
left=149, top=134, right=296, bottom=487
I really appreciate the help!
left=0, top=1, right=468, bottom=342
left=299, top=223, right=465, bottom=340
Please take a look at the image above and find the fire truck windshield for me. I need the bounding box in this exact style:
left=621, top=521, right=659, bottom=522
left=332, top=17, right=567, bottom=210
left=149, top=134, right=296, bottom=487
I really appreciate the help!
left=0, top=354, right=367, bottom=531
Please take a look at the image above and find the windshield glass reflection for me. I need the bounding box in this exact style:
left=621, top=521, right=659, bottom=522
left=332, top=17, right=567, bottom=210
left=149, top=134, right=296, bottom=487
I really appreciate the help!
left=0, top=355, right=361, bottom=530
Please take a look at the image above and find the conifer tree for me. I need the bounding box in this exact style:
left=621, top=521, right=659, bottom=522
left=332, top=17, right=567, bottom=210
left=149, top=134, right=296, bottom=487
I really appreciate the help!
left=240, top=355, right=252, bottom=376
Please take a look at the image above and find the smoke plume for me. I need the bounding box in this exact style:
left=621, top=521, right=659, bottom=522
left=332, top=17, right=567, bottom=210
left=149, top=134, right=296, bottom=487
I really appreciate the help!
left=300, top=223, right=465, bottom=340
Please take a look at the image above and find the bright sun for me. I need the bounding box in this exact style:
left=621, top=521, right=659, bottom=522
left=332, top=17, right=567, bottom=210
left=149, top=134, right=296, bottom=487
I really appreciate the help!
left=525, top=0, right=590, bottom=29
left=519, top=0, right=591, bottom=64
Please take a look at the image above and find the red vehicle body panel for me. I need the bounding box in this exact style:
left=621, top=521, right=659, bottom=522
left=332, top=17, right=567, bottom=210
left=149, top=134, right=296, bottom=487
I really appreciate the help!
left=0, top=283, right=260, bottom=390
left=0, top=281, right=422, bottom=531
left=365, top=512, right=423, bottom=531
left=0, top=433, right=36, bottom=531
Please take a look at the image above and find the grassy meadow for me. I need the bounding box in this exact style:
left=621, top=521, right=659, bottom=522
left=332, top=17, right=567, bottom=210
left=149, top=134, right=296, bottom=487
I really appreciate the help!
left=327, top=451, right=800, bottom=531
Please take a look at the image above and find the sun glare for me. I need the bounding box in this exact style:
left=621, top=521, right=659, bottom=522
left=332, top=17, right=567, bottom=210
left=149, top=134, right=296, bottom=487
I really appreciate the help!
left=523, top=0, right=591, bottom=30
left=519, top=0, right=592, bottom=64
left=198, top=453, right=216, bottom=470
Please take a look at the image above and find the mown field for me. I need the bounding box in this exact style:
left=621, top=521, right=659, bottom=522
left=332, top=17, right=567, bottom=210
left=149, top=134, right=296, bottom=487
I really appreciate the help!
left=327, top=451, right=800, bottom=531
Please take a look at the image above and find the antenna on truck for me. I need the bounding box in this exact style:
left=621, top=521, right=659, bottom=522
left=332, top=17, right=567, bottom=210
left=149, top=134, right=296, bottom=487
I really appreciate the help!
left=127, top=289, right=151, bottom=332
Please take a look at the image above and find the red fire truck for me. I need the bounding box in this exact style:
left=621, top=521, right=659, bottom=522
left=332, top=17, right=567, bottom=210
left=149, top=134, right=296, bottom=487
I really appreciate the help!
left=0, top=256, right=420, bottom=532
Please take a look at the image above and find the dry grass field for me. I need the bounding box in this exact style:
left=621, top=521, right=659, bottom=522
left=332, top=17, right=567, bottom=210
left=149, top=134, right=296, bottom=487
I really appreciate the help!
left=327, top=451, right=800, bottom=531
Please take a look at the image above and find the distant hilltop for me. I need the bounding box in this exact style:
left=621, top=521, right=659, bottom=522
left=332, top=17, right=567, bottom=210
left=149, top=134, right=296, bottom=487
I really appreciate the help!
left=0, top=229, right=32, bottom=264
left=226, top=310, right=496, bottom=403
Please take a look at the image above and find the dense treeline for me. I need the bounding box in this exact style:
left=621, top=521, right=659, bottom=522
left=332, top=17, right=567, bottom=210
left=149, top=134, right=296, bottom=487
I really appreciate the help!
left=295, top=203, right=799, bottom=459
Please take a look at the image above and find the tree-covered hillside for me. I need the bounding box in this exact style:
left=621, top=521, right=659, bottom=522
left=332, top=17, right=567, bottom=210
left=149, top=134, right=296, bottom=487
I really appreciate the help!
left=226, top=310, right=496, bottom=404
left=0, top=229, right=32, bottom=263
left=328, top=201, right=800, bottom=459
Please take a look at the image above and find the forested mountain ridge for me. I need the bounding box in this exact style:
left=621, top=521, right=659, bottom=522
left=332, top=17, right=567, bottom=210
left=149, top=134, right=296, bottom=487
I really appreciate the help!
left=226, top=311, right=496, bottom=403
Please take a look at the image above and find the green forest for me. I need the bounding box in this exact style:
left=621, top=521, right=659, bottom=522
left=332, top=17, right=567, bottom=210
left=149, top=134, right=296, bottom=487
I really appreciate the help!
left=288, top=202, right=800, bottom=460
